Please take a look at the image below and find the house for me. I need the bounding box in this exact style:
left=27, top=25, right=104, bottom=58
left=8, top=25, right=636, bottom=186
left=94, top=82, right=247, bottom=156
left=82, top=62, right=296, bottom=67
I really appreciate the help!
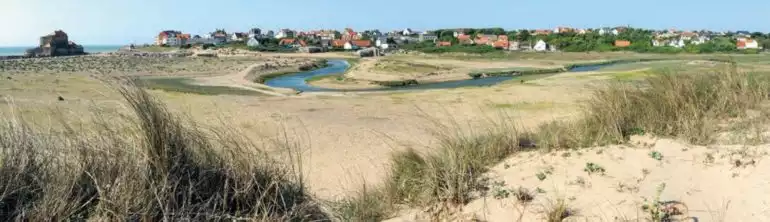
left=598, top=28, right=620, bottom=36
left=737, top=38, right=760, bottom=49
left=436, top=41, right=452, bottom=47
left=691, top=36, right=710, bottom=45
left=231, top=32, right=247, bottom=42
left=577, top=29, right=588, bottom=35
left=402, top=28, right=414, bottom=36
left=453, top=30, right=465, bottom=37
left=533, top=40, right=549, bottom=52
left=248, top=28, right=262, bottom=38
left=457, top=34, right=473, bottom=44
left=375, top=37, right=388, bottom=47
left=508, top=41, right=520, bottom=51
left=210, top=30, right=228, bottom=44
left=332, top=40, right=347, bottom=48
left=265, top=30, right=275, bottom=39
left=493, top=40, right=509, bottom=49
left=156, top=30, right=182, bottom=46
left=614, top=40, right=631, bottom=47
left=247, top=37, right=261, bottom=47
left=275, top=29, right=295, bottom=39
left=342, top=28, right=361, bottom=41
left=553, top=26, right=574, bottom=34
left=351, top=40, right=372, bottom=48
left=343, top=41, right=354, bottom=50
left=279, top=38, right=306, bottom=47
left=419, top=33, right=438, bottom=42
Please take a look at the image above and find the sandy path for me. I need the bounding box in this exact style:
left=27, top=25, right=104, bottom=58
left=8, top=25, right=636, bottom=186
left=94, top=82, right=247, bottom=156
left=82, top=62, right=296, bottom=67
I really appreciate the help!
left=191, top=63, right=297, bottom=96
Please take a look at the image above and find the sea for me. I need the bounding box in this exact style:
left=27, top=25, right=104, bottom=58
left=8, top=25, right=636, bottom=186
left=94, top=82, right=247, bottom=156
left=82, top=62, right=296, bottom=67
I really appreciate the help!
left=0, top=45, right=123, bottom=56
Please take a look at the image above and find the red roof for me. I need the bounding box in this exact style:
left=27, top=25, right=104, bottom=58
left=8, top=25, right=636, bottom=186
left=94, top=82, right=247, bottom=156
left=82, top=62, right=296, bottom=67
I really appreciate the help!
left=332, top=40, right=347, bottom=47
left=737, top=41, right=747, bottom=48
left=474, top=37, right=489, bottom=45
left=493, top=41, right=509, bottom=48
left=351, top=40, right=371, bottom=48
left=614, top=40, right=631, bottom=47
left=457, top=34, right=471, bottom=40
left=279, top=38, right=296, bottom=45
left=436, top=41, right=452, bottom=47
left=498, top=35, right=509, bottom=41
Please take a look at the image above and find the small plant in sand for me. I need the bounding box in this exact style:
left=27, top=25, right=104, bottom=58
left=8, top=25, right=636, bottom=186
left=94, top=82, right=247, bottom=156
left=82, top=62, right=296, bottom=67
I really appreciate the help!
left=512, top=187, right=535, bottom=203
left=649, top=151, right=664, bottom=161
left=545, top=198, right=577, bottom=222
left=641, top=183, right=688, bottom=222
left=583, top=162, right=606, bottom=175
left=536, top=172, right=547, bottom=181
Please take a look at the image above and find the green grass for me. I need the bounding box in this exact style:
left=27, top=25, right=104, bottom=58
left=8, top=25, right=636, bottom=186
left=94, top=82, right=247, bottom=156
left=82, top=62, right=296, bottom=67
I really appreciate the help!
left=139, top=77, right=266, bottom=96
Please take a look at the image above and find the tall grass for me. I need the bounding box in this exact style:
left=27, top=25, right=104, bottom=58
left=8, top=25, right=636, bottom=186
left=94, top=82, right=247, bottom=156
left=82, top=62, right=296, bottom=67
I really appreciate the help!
left=0, top=84, right=326, bottom=220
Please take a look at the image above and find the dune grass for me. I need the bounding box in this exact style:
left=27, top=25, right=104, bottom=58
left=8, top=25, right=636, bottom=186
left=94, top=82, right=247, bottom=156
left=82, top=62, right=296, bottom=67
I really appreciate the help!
left=338, top=61, right=770, bottom=220
left=0, top=83, right=325, bottom=220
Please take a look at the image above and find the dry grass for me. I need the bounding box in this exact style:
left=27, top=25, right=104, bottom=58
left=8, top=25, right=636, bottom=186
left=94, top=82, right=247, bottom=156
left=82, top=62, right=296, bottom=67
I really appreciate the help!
left=0, top=82, right=326, bottom=220
left=338, top=61, right=770, bottom=220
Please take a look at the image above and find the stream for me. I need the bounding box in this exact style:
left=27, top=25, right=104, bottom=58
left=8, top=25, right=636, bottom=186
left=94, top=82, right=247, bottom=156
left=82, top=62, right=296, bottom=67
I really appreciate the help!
left=264, top=59, right=615, bottom=92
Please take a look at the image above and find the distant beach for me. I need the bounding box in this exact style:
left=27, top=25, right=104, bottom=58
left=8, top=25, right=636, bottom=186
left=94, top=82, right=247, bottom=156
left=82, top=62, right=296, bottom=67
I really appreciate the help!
left=0, top=45, right=123, bottom=56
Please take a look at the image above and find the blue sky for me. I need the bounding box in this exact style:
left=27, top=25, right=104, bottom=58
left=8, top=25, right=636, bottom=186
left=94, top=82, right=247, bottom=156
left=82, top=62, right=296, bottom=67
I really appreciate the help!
left=2, top=0, right=769, bottom=46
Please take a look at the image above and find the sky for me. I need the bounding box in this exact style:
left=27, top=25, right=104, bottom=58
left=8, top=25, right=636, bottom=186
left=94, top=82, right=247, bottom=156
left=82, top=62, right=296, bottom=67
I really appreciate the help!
left=2, top=0, right=770, bottom=46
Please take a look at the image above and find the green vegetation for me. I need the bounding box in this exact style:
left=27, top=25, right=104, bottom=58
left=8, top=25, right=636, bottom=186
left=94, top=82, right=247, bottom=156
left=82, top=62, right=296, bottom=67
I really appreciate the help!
left=139, top=77, right=265, bottom=96
left=135, top=45, right=178, bottom=52
left=0, top=85, right=324, bottom=220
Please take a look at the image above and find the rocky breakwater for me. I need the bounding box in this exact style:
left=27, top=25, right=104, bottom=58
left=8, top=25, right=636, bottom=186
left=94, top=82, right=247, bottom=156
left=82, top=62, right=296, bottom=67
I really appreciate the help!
left=25, top=30, right=86, bottom=57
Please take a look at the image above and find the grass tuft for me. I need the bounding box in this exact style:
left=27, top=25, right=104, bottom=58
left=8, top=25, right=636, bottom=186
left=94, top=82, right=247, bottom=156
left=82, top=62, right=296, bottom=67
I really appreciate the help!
left=0, top=82, right=325, bottom=220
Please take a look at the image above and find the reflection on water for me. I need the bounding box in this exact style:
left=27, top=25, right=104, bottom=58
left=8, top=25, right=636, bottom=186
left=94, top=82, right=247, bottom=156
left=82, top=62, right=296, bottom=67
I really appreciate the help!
left=264, top=59, right=612, bottom=92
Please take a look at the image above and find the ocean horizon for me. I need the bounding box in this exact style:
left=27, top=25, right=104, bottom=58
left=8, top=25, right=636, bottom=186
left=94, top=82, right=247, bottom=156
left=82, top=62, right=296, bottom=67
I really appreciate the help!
left=0, top=45, right=123, bottom=56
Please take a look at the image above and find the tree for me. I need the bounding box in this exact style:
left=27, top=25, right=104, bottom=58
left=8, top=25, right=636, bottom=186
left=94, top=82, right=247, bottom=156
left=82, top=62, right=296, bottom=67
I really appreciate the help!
left=517, top=30, right=531, bottom=41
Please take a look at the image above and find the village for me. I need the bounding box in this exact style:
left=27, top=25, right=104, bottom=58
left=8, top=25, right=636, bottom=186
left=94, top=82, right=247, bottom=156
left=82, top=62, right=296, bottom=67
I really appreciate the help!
left=153, top=26, right=764, bottom=56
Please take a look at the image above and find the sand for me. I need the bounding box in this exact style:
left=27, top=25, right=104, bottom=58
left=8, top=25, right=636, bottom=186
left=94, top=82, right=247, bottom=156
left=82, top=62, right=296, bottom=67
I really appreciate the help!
left=387, top=136, right=770, bottom=222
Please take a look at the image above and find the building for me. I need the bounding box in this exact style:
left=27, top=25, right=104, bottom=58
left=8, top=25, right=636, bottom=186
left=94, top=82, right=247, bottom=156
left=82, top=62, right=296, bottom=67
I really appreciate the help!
left=275, top=29, right=295, bottom=39
left=156, top=30, right=183, bottom=46
left=248, top=28, right=262, bottom=38
left=342, top=28, right=361, bottom=41
left=533, top=40, right=549, bottom=52
left=27, top=30, right=85, bottom=57
left=332, top=40, right=347, bottom=48
left=614, top=40, right=631, bottom=47
left=419, top=33, right=438, bottom=42
left=279, top=38, right=306, bottom=47
left=247, top=37, right=261, bottom=47
left=265, top=30, right=275, bottom=39
left=737, top=38, right=760, bottom=50
left=231, top=32, right=247, bottom=42
left=343, top=41, right=354, bottom=50
left=553, top=26, right=575, bottom=34
left=436, top=41, right=452, bottom=47
left=402, top=28, right=414, bottom=36
left=351, top=40, right=372, bottom=48
left=508, top=41, right=520, bottom=51
left=457, top=34, right=473, bottom=45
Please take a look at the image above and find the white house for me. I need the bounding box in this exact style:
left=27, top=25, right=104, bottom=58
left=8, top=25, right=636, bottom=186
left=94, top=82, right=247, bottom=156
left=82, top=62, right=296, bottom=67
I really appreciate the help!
left=375, top=37, right=387, bottom=47
left=166, top=36, right=181, bottom=46
left=737, top=38, right=760, bottom=49
left=533, top=40, right=548, bottom=52
left=691, top=36, right=710, bottom=45
left=343, top=41, right=355, bottom=50
left=402, top=28, right=413, bottom=36
left=247, top=37, right=261, bottom=47
left=231, top=33, right=247, bottom=42
left=275, top=29, right=295, bottom=39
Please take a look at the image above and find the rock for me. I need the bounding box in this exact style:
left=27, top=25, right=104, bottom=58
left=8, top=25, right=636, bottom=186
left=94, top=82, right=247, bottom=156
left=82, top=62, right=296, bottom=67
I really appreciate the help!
left=57, top=96, right=65, bottom=101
